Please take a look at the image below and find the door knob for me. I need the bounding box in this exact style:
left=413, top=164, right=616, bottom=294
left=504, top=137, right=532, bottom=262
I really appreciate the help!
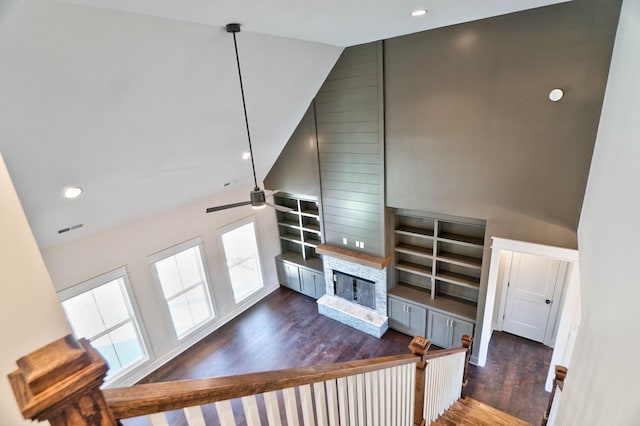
left=545, top=299, right=552, bottom=305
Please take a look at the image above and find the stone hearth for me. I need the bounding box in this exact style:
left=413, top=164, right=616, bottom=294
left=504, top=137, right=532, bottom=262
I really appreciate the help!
left=316, top=245, right=391, bottom=338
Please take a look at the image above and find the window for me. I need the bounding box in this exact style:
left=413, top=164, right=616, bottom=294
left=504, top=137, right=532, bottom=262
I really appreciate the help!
left=149, top=238, right=214, bottom=339
left=220, top=218, right=264, bottom=303
left=58, top=268, right=148, bottom=380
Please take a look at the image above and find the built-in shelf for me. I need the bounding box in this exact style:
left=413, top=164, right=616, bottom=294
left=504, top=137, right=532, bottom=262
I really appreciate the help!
left=276, top=251, right=323, bottom=273
left=389, top=284, right=476, bottom=322
left=395, top=225, right=434, bottom=239
left=437, top=252, right=482, bottom=269
left=395, top=243, right=433, bottom=259
left=436, top=271, right=480, bottom=289
left=278, top=219, right=300, bottom=230
left=274, top=193, right=323, bottom=262
left=396, top=260, right=433, bottom=277
left=438, top=232, right=484, bottom=248
left=390, top=210, right=486, bottom=330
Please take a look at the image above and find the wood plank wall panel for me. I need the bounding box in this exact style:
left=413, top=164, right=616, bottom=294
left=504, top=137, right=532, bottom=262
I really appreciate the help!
left=315, top=42, right=385, bottom=257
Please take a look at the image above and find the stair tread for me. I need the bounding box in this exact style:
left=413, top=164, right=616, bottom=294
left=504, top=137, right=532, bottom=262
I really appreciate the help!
left=432, top=397, right=532, bottom=426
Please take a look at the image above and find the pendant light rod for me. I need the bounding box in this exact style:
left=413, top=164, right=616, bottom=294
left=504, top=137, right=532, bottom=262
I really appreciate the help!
left=226, top=23, right=259, bottom=190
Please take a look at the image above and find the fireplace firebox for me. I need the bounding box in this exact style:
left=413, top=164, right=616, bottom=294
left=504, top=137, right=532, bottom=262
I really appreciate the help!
left=333, top=270, right=376, bottom=310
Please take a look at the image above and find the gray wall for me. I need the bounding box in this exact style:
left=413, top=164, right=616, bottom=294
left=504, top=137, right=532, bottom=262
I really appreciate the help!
left=266, top=42, right=386, bottom=257
left=384, top=0, right=620, bottom=361
left=385, top=0, right=620, bottom=249
left=264, top=104, right=321, bottom=198
left=316, top=42, right=385, bottom=257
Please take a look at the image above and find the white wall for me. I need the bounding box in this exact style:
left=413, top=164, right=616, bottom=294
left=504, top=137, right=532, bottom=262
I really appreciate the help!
left=41, top=184, right=281, bottom=387
left=0, top=153, right=71, bottom=426
left=554, top=0, right=640, bottom=423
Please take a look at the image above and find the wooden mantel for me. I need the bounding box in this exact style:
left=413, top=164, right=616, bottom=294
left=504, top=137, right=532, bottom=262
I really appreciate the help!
left=316, top=244, right=393, bottom=270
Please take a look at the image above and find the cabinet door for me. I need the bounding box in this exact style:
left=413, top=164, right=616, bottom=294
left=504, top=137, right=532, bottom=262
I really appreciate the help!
left=451, top=318, right=474, bottom=348
left=388, top=297, right=410, bottom=334
left=282, top=263, right=301, bottom=292
left=427, top=311, right=451, bottom=348
left=407, top=303, right=427, bottom=337
left=276, top=260, right=287, bottom=286
left=299, top=268, right=317, bottom=298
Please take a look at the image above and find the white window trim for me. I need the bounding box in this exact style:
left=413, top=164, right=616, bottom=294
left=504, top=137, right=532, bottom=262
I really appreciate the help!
left=148, top=236, right=216, bottom=341
left=217, top=215, right=265, bottom=304
left=57, top=266, right=151, bottom=382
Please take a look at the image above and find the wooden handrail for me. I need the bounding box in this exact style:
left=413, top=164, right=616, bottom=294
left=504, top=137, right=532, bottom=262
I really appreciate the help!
left=424, top=346, right=468, bottom=360
left=104, top=353, right=418, bottom=419
left=10, top=334, right=473, bottom=425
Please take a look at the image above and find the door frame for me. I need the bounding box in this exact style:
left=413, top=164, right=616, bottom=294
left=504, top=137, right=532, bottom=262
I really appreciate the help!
left=495, top=252, right=568, bottom=345
left=477, top=237, right=579, bottom=368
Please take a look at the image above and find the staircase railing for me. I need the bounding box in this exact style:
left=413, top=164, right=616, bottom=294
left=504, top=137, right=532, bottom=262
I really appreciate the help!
left=8, top=334, right=472, bottom=426
left=542, top=365, right=568, bottom=426
left=422, top=335, right=473, bottom=424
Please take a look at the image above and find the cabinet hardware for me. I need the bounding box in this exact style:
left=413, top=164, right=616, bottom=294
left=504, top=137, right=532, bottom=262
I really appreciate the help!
left=545, top=299, right=552, bottom=305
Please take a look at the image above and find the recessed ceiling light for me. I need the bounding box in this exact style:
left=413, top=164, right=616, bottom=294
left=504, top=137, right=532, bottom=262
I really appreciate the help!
left=411, top=9, right=427, bottom=17
left=63, top=186, right=83, bottom=199
left=242, top=152, right=251, bottom=160
left=549, top=88, right=564, bottom=102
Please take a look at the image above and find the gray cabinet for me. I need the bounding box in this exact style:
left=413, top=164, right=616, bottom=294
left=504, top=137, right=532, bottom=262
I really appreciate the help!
left=300, top=268, right=325, bottom=299
left=276, top=259, right=301, bottom=292
left=427, top=310, right=474, bottom=349
left=388, top=295, right=427, bottom=337
left=276, top=258, right=324, bottom=299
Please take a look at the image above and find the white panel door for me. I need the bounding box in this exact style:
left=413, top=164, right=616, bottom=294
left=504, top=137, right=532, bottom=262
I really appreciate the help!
left=503, top=253, right=563, bottom=343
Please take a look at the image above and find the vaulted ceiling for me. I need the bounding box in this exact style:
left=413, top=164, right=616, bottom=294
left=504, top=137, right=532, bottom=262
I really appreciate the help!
left=0, top=0, right=568, bottom=248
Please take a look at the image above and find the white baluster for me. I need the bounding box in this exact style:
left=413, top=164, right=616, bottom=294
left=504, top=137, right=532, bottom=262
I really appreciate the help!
left=385, top=368, right=392, bottom=426
left=147, top=412, right=169, bottom=426
left=184, top=406, right=206, bottom=426
left=264, top=391, right=282, bottom=426
left=356, top=374, right=365, bottom=426
left=337, top=377, right=349, bottom=425
left=283, top=387, right=301, bottom=426
left=215, top=399, right=237, bottom=426
left=347, top=375, right=358, bottom=425
left=298, top=385, right=313, bottom=426
left=241, top=395, right=261, bottom=426
left=326, top=379, right=340, bottom=426
left=409, top=362, right=416, bottom=424
left=313, top=381, right=329, bottom=426
left=364, top=372, right=375, bottom=426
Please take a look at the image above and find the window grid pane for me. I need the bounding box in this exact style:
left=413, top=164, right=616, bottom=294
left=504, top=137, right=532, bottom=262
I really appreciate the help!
left=154, top=244, right=214, bottom=339
left=222, top=222, right=264, bottom=303
left=60, top=276, right=147, bottom=380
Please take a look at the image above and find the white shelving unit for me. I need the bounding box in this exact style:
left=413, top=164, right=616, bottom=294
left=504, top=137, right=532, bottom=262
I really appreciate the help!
left=274, top=193, right=325, bottom=299
left=274, top=193, right=322, bottom=265
left=388, top=210, right=486, bottom=347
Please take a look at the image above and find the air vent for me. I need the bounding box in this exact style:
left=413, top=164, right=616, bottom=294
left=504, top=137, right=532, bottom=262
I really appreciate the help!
left=58, top=224, right=83, bottom=234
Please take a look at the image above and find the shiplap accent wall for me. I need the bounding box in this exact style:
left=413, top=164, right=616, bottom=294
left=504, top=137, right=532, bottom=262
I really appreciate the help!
left=315, top=42, right=385, bottom=257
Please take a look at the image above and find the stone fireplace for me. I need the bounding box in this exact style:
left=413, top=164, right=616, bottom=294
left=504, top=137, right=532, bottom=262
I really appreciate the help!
left=316, top=245, right=391, bottom=338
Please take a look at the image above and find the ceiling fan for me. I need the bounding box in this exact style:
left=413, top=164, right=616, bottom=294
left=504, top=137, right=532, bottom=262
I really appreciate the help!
left=206, top=23, right=292, bottom=214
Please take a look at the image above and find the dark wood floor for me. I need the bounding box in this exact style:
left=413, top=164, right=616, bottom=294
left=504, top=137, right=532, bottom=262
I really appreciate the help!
left=467, top=331, right=552, bottom=424
left=132, top=288, right=551, bottom=424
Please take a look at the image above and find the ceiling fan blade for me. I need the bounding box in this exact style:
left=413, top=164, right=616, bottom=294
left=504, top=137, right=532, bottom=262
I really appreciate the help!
left=266, top=202, right=294, bottom=213
left=265, top=189, right=281, bottom=197
left=206, top=200, right=251, bottom=213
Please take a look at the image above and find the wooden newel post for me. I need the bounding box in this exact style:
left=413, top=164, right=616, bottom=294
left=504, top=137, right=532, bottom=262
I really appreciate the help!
left=542, top=365, right=568, bottom=426
left=7, top=335, right=118, bottom=426
left=460, top=334, right=473, bottom=396
left=409, top=336, right=431, bottom=426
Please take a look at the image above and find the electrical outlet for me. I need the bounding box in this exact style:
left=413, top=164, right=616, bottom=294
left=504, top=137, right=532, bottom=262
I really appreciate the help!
left=360, top=241, right=365, bottom=249
left=343, top=237, right=347, bottom=245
